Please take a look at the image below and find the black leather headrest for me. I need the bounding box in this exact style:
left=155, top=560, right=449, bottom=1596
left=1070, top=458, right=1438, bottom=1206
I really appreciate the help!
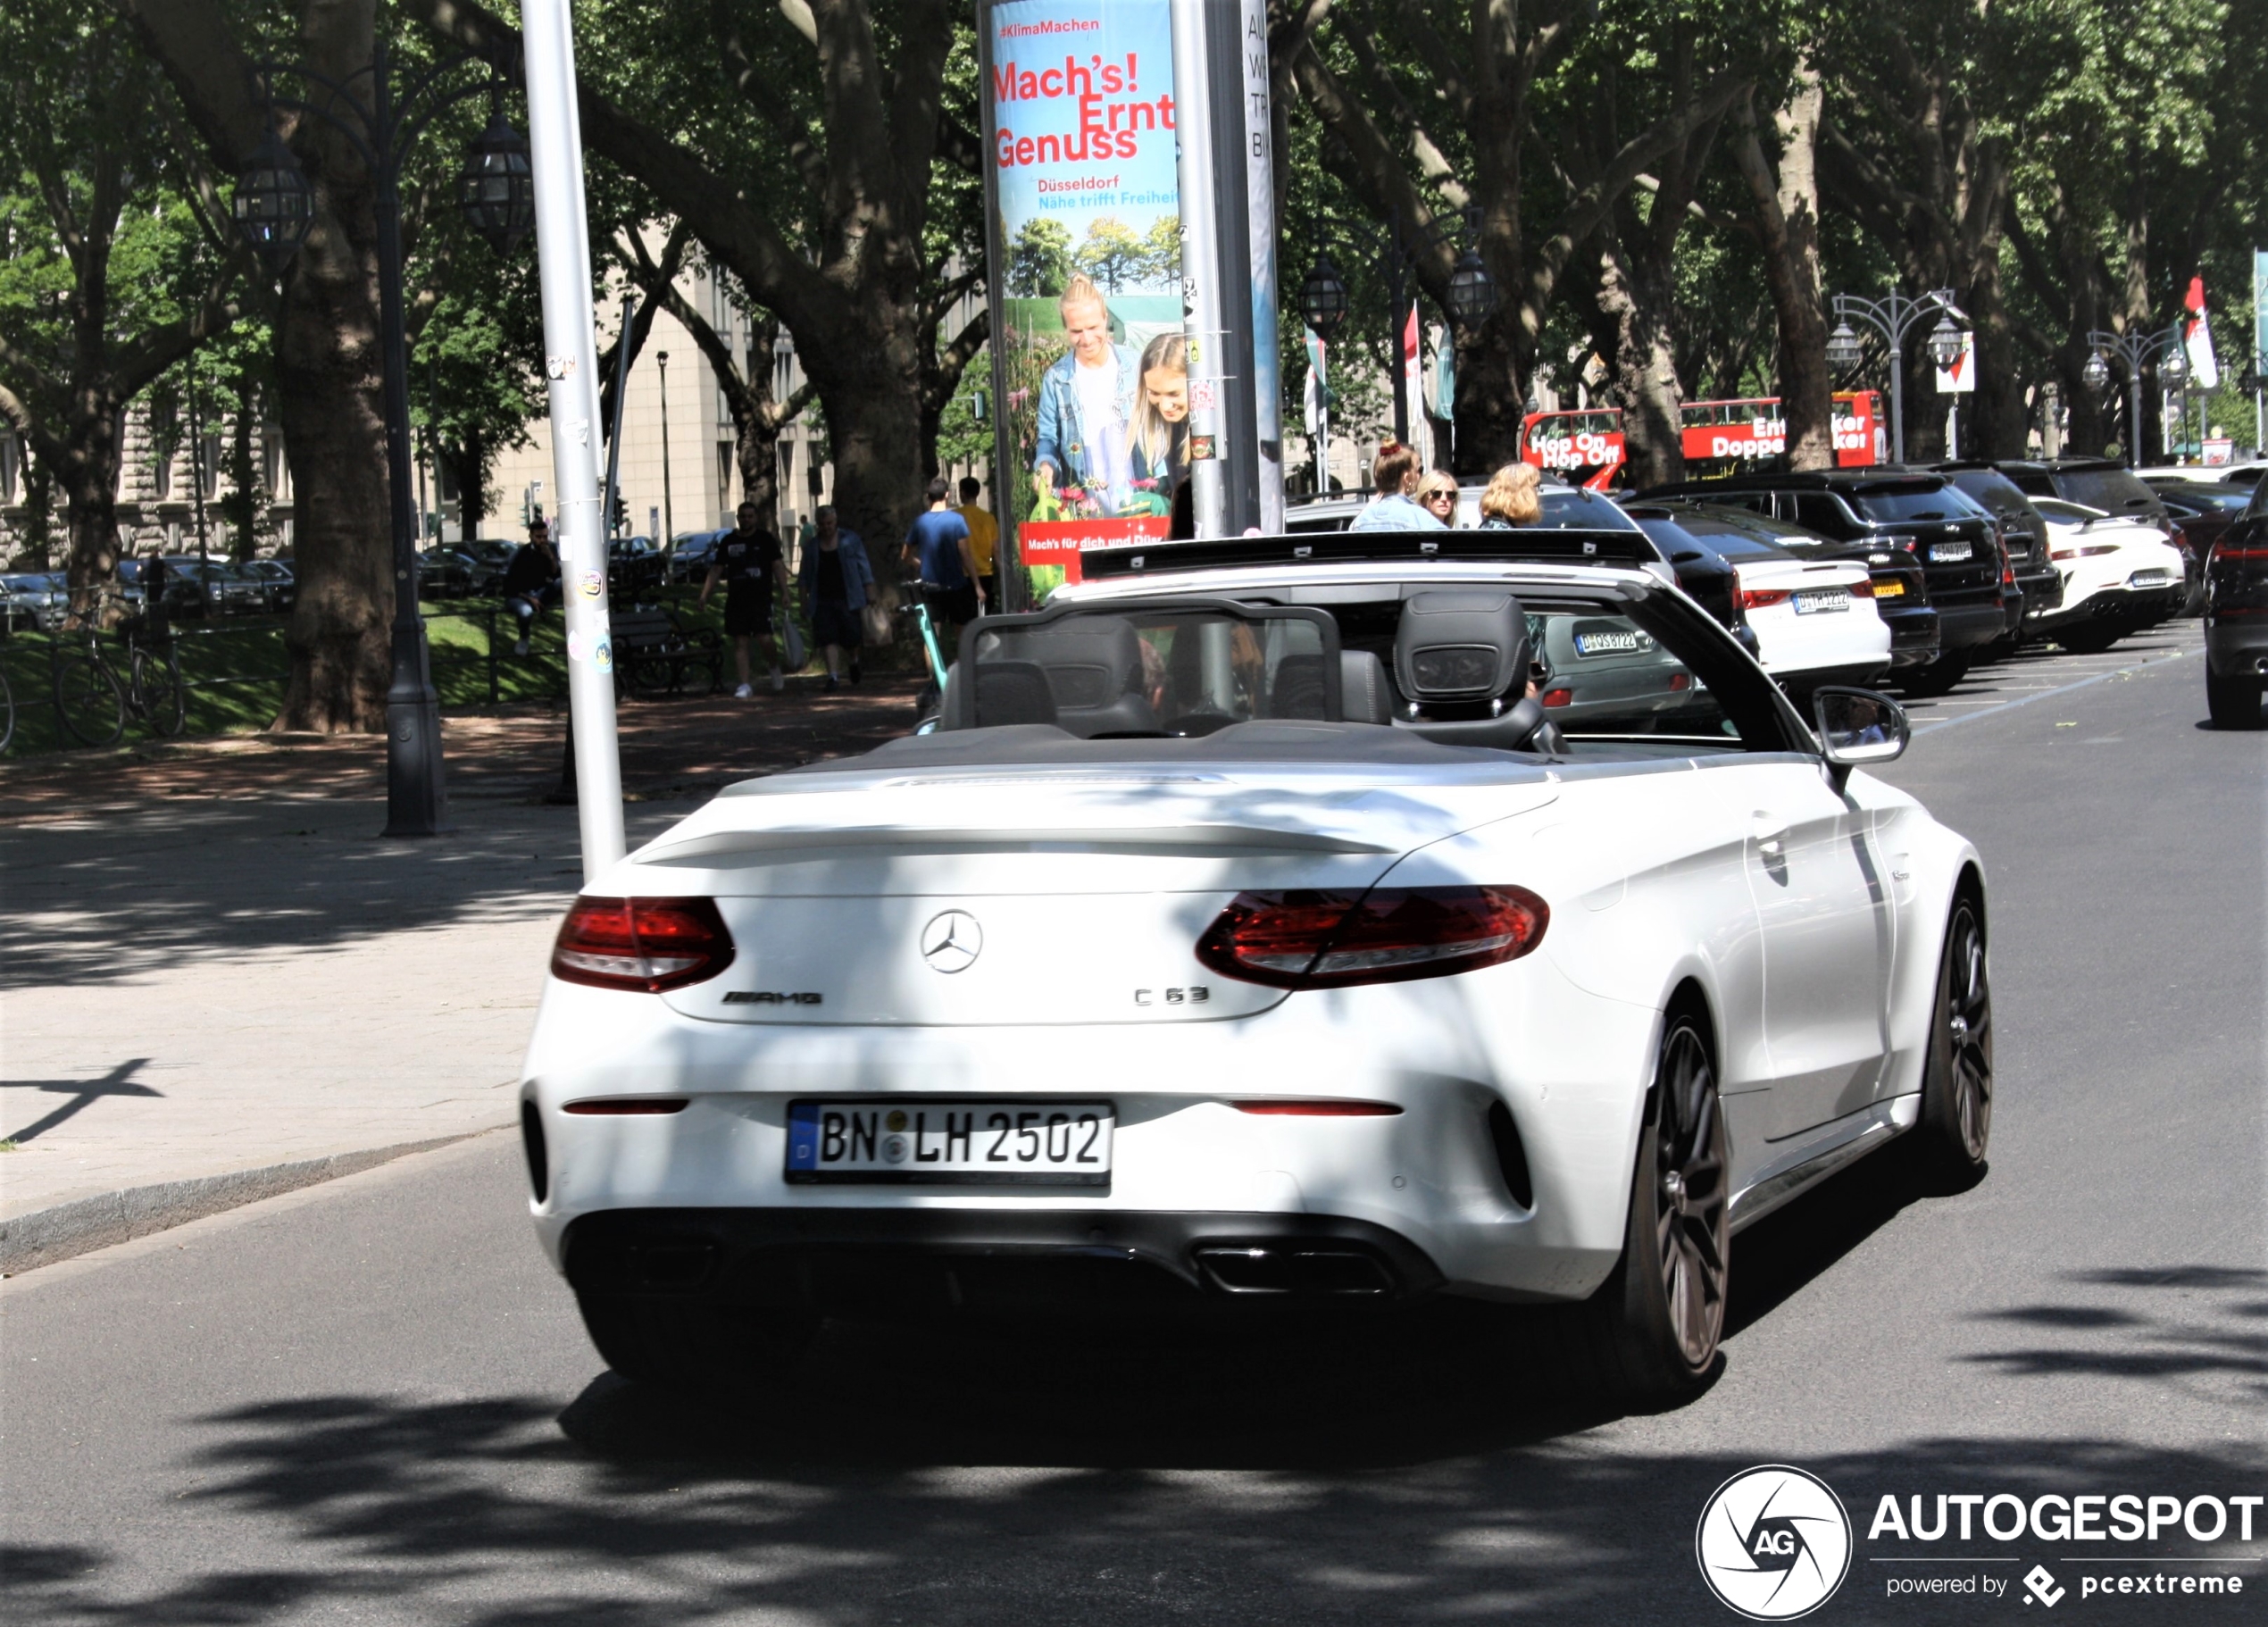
left=971, top=661, right=1058, bottom=727
left=1394, top=590, right=1530, bottom=704
left=1340, top=650, right=1393, bottom=723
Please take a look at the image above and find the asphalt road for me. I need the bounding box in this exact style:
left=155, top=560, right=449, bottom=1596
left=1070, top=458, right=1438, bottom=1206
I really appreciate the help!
left=4, top=622, right=2262, bottom=1625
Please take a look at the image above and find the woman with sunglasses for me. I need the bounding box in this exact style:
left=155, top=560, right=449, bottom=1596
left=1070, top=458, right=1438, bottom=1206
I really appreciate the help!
left=1348, top=441, right=1448, bottom=531
left=1415, top=471, right=1461, bottom=526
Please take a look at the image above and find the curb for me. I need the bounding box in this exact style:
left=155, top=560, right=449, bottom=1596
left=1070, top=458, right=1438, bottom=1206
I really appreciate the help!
left=0, top=1132, right=489, bottom=1275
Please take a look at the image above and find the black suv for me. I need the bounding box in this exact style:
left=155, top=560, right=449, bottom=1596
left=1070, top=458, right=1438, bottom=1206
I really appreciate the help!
left=1919, top=463, right=2063, bottom=642
left=2204, top=479, right=2268, bottom=728
left=1638, top=470, right=2004, bottom=695
left=1985, top=459, right=2171, bottom=533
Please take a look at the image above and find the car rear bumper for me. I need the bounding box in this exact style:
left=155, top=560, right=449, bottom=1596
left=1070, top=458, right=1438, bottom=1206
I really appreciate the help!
left=1933, top=600, right=2006, bottom=652
left=1880, top=605, right=1941, bottom=668
left=562, top=1205, right=1450, bottom=1315
left=2205, top=615, right=2268, bottom=677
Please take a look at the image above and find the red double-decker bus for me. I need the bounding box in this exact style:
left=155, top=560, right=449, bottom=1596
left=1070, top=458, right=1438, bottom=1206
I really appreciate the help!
left=1679, top=392, right=1884, bottom=468
left=1517, top=409, right=1627, bottom=489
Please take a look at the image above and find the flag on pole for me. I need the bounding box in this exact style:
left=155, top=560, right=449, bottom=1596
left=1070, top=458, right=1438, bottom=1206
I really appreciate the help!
left=2254, top=250, right=2267, bottom=373
left=2184, top=276, right=2221, bottom=389
left=1402, top=305, right=1424, bottom=461
left=1303, top=330, right=1326, bottom=437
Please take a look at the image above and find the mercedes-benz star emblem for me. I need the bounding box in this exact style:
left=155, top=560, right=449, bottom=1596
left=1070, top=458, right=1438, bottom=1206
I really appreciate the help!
left=920, top=910, right=983, bottom=973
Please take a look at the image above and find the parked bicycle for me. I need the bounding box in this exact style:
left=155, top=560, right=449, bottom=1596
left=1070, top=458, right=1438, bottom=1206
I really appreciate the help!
left=898, top=592, right=952, bottom=725
left=52, top=592, right=187, bottom=747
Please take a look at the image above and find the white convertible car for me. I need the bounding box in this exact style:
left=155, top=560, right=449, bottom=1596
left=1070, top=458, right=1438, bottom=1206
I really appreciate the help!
left=521, top=533, right=1992, bottom=1404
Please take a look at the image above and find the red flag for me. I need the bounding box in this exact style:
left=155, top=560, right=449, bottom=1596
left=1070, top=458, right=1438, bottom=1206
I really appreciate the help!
left=2183, top=276, right=2220, bottom=388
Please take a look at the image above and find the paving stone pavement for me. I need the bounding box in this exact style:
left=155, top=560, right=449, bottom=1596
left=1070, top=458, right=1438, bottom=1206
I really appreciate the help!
left=0, top=681, right=925, bottom=1268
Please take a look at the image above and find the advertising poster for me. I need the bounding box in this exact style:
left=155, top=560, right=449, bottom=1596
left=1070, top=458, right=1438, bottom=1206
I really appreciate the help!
left=982, top=0, right=1184, bottom=587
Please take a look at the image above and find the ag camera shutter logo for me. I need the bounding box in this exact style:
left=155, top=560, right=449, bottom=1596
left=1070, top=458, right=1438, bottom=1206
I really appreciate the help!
left=1696, top=1464, right=1853, bottom=1619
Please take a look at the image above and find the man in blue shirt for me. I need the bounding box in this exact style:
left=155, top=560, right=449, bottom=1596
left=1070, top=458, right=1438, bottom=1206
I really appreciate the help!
left=904, top=476, right=985, bottom=648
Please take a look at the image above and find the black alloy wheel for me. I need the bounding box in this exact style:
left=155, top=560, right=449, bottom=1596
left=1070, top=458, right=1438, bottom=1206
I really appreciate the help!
left=1556, top=1012, right=1730, bottom=1406
left=1914, top=897, right=1993, bottom=1189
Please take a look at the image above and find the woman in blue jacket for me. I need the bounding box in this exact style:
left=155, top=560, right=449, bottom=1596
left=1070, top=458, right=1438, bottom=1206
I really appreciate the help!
left=798, top=505, right=876, bottom=689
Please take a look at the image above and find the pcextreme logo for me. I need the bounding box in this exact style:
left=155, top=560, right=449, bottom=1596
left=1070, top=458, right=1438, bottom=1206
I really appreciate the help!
left=1697, top=1464, right=1855, bottom=1620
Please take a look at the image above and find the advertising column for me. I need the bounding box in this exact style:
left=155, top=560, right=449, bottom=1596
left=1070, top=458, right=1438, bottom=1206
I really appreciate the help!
left=980, top=1, right=1187, bottom=590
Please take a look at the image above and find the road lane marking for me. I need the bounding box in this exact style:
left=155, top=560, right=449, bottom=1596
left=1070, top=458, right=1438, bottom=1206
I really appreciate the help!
left=1913, top=646, right=2200, bottom=736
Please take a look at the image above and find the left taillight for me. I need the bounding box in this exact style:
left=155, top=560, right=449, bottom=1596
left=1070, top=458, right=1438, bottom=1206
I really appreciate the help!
left=551, top=896, right=736, bottom=992
left=1195, top=886, right=1549, bottom=989
left=1734, top=568, right=1792, bottom=612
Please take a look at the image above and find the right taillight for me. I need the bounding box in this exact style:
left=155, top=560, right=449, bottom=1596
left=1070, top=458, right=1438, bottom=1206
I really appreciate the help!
left=1195, top=886, right=1549, bottom=989
left=551, top=896, right=736, bottom=992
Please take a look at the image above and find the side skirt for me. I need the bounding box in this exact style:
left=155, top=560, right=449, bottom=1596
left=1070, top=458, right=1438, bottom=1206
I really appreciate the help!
left=1727, top=1093, right=1922, bottom=1233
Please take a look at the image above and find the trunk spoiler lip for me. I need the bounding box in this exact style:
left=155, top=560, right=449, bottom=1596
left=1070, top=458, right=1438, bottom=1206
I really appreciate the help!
left=636, top=824, right=1405, bottom=866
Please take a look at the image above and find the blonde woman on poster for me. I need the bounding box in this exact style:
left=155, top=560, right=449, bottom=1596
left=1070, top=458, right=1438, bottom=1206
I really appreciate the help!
left=1031, top=275, right=1140, bottom=516
left=1123, top=332, right=1188, bottom=513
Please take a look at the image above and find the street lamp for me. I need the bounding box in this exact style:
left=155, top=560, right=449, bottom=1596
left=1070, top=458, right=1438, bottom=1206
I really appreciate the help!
left=232, top=39, right=527, bottom=838
left=655, top=350, right=674, bottom=551
left=1300, top=254, right=1350, bottom=340
left=2083, top=323, right=2183, bottom=469
left=1926, top=313, right=1965, bottom=370
left=2081, top=351, right=2110, bottom=393
left=1446, top=248, right=1498, bottom=330
left=1827, top=287, right=1963, bottom=463
left=459, top=107, right=536, bottom=256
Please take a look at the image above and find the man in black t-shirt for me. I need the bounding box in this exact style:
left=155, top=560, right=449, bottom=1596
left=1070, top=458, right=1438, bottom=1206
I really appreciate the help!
left=699, top=501, right=790, bottom=696
left=501, top=518, right=561, bottom=655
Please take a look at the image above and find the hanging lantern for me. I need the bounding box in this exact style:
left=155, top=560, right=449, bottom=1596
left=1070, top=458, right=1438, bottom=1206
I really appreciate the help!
left=459, top=111, right=536, bottom=256
left=232, top=130, right=314, bottom=276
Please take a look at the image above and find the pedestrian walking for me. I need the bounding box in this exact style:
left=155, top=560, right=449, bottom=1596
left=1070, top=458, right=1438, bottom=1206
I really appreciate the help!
left=500, top=517, right=561, bottom=655
left=953, top=477, right=997, bottom=600
left=905, top=477, right=984, bottom=652
left=799, top=504, right=876, bottom=691
left=699, top=500, right=791, bottom=696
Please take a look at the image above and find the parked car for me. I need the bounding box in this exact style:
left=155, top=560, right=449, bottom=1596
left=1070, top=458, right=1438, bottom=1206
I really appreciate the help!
left=2137, top=463, right=2267, bottom=490
left=2148, top=481, right=2254, bottom=614
left=239, top=559, right=297, bottom=613
left=2025, top=498, right=2187, bottom=653
left=666, top=529, right=730, bottom=584
left=2203, top=478, right=2268, bottom=727
left=1619, top=502, right=1894, bottom=695
left=1, top=572, right=66, bottom=630
left=456, top=538, right=520, bottom=595
left=607, top=535, right=668, bottom=600
left=418, top=548, right=479, bottom=599
left=1920, top=463, right=2064, bottom=647
left=1986, top=458, right=2172, bottom=535
left=161, top=557, right=264, bottom=617
left=1638, top=471, right=2005, bottom=697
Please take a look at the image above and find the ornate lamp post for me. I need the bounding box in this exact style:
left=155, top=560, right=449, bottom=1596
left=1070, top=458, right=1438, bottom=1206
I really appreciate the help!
left=1826, top=287, right=1964, bottom=464
left=231, top=42, right=533, bottom=838
left=655, top=350, right=674, bottom=549
left=2083, top=324, right=2183, bottom=469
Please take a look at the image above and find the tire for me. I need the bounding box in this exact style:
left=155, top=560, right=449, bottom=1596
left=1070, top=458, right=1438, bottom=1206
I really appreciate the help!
left=2055, top=623, right=2121, bottom=655
left=1911, top=895, right=1993, bottom=1191
left=131, top=647, right=188, bottom=737
left=2205, top=669, right=2265, bottom=730
left=1556, top=1012, right=1730, bottom=1406
left=1897, top=652, right=1971, bottom=698
left=575, top=1291, right=817, bottom=1392
left=53, top=652, right=124, bottom=747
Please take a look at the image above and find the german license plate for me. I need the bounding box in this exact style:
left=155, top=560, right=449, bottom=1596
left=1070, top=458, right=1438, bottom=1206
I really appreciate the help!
left=1872, top=579, right=1905, bottom=598
left=2130, top=569, right=2172, bottom=586
left=1794, top=588, right=1851, bottom=614
left=785, top=1100, right=1114, bottom=1185
left=1929, top=542, right=1972, bottom=563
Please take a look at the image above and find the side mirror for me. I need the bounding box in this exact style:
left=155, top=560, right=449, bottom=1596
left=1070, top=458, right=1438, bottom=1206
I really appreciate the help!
left=1813, top=686, right=1909, bottom=785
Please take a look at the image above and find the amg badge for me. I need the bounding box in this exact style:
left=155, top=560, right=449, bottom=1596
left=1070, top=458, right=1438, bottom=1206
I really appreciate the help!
left=724, top=990, right=824, bottom=1005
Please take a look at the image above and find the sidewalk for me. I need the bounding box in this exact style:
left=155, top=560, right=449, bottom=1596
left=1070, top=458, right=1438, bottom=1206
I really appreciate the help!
left=0, top=680, right=925, bottom=1271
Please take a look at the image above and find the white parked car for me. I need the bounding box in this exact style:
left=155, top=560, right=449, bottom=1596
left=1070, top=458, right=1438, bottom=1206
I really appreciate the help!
left=2027, top=497, right=2188, bottom=653
left=521, top=545, right=1992, bottom=1405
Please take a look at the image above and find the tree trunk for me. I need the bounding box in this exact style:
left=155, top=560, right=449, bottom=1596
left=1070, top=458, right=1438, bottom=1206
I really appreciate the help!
left=225, top=374, right=259, bottom=559
left=1734, top=73, right=1833, bottom=470
left=456, top=422, right=489, bottom=538
left=59, top=399, right=125, bottom=619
